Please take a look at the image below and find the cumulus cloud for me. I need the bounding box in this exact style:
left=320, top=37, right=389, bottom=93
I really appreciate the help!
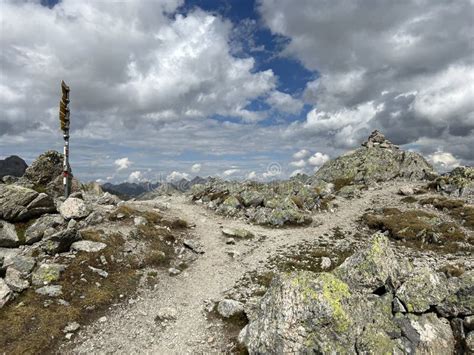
left=308, top=152, right=330, bottom=167
left=114, top=157, right=132, bottom=171
left=191, top=163, right=202, bottom=173
left=266, top=90, right=304, bottom=115
left=127, top=171, right=144, bottom=183
left=427, top=151, right=460, bottom=172
left=293, top=149, right=310, bottom=160
left=290, top=159, right=306, bottom=168
left=223, top=168, right=240, bottom=176
left=166, top=171, right=190, bottom=182
left=260, top=0, right=474, bottom=159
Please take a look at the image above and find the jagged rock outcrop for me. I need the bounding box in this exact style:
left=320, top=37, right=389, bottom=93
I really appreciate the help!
left=430, top=166, right=474, bottom=198
left=311, top=130, right=436, bottom=186
left=239, top=234, right=471, bottom=354
left=21, top=150, right=63, bottom=187
left=0, top=184, right=56, bottom=222
left=0, top=156, right=27, bottom=179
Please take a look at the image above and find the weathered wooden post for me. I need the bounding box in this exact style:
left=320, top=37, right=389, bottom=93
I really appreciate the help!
left=59, top=80, right=72, bottom=198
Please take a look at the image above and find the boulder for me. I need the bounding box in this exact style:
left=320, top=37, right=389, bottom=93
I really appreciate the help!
left=71, top=240, right=107, bottom=253
left=221, top=227, right=254, bottom=239
left=0, top=185, right=55, bottom=222
left=217, top=196, right=241, bottom=216
left=430, top=166, right=474, bottom=197
left=41, top=228, right=80, bottom=254
left=58, top=198, right=90, bottom=220
left=6, top=255, right=36, bottom=274
left=0, top=220, right=19, bottom=247
left=335, top=232, right=409, bottom=292
left=396, top=268, right=449, bottom=313
left=24, top=214, right=64, bottom=244
left=407, top=313, right=455, bottom=353
left=21, top=150, right=63, bottom=187
left=5, top=267, right=30, bottom=292
left=0, top=278, right=12, bottom=308
left=35, top=285, right=63, bottom=297
left=436, top=270, right=474, bottom=317
left=0, top=155, right=27, bottom=179
left=217, top=299, right=245, bottom=318
left=32, top=263, right=66, bottom=286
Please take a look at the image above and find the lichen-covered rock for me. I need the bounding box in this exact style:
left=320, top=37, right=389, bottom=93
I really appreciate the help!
left=32, top=263, right=66, bottom=286
left=41, top=228, right=80, bottom=254
left=436, top=270, right=474, bottom=317
left=0, top=278, right=12, bottom=308
left=35, top=285, right=63, bottom=297
left=24, top=214, right=64, bottom=244
left=217, top=196, right=241, bottom=216
left=408, top=313, right=455, bottom=353
left=335, top=232, right=409, bottom=292
left=396, top=268, right=449, bottom=313
left=430, top=166, right=474, bottom=197
left=6, top=255, right=36, bottom=274
left=21, top=150, right=63, bottom=187
left=0, top=220, right=19, bottom=247
left=59, top=197, right=91, bottom=220
left=0, top=184, right=55, bottom=222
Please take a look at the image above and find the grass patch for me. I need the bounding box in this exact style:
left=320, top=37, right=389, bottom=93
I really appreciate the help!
left=362, top=208, right=470, bottom=252
left=333, top=177, right=353, bottom=192
left=419, top=197, right=474, bottom=230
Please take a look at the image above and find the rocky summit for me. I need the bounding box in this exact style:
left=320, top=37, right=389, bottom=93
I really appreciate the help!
left=0, top=133, right=473, bottom=354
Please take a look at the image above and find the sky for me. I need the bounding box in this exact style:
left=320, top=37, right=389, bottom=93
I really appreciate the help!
left=0, top=0, right=473, bottom=183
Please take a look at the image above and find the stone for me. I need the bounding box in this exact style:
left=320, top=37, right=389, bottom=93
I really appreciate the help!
left=63, top=321, right=80, bottom=333
left=0, top=278, right=13, bottom=308
left=88, top=266, right=108, bottom=278
left=71, top=240, right=107, bottom=253
left=0, top=220, right=19, bottom=247
left=217, top=196, right=241, bottom=216
left=430, top=166, right=474, bottom=197
left=396, top=268, right=449, bottom=313
left=24, top=214, right=64, bottom=244
left=398, top=186, right=414, bottom=196
left=0, top=184, right=55, bottom=222
left=436, top=270, right=473, bottom=317
left=0, top=155, right=27, bottom=179
left=320, top=257, right=332, bottom=270
left=222, top=227, right=254, bottom=239
left=465, top=316, right=474, bottom=331
left=392, top=297, right=407, bottom=313
left=183, top=239, right=204, bottom=254
left=408, top=313, right=455, bottom=353
left=335, top=233, right=409, bottom=292
left=155, top=307, right=178, bottom=322
left=133, top=216, right=147, bottom=226
left=67, top=219, right=77, bottom=229
left=59, top=197, right=91, bottom=220
left=21, top=150, right=63, bottom=187
left=8, top=255, right=36, bottom=274
left=466, top=331, right=474, bottom=353
left=35, top=285, right=63, bottom=297
left=168, top=268, right=181, bottom=276
left=98, top=316, right=107, bottom=323
left=5, top=267, right=30, bottom=292
left=32, top=263, right=66, bottom=286
left=217, top=299, right=245, bottom=318
left=42, top=228, right=80, bottom=254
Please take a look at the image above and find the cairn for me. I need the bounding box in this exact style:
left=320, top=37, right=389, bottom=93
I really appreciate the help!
left=361, top=130, right=399, bottom=149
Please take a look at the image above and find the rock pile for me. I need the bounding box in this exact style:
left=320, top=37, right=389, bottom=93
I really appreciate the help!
left=429, top=166, right=474, bottom=199
left=238, top=234, right=473, bottom=353
left=361, top=129, right=399, bottom=149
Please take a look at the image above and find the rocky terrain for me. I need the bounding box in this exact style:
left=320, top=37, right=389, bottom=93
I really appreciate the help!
left=0, top=131, right=473, bottom=354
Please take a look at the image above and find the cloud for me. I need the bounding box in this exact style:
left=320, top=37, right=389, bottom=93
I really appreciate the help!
left=427, top=151, right=460, bottom=172
left=308, top=152, right=330, bottom=167
left=260, top=0, right=474, bottom=156
left=246, top=171, right=257, bottom=180
left=293, top=149, right=310, bottom=160
left=114, top=157, right=132, bottom=171
left=223, top=168, right=240, bottom=176
left=290, top=159, right=306, bottom=168
left=266, top=90, right=304, bottom=115
left=127, top=171, right=144, bottom=183
left=166, top=171, right=190, bottom=182
left=191, top=163, right=202, bottom=173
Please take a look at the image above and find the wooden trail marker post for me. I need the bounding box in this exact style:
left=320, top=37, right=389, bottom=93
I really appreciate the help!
left=59, top=80, right=72, bottom=198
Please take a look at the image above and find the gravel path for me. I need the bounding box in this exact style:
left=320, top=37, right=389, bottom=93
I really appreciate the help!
left=65, top=182, right=412, bottom=354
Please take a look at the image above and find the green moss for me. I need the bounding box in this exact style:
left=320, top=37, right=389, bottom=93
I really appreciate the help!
left=319, top=273, right=351, bottom=332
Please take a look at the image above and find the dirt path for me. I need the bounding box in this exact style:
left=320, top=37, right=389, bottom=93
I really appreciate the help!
left=66, top=182, right=410, bottom=354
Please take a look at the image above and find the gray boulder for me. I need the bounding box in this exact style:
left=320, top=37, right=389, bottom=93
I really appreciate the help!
left=0, top=278, right=12, bottom=308
left=0, top=184, right=55, bottom=222
left=59, top=197, right=90, bottom=220
left=71, top=240, right=107, bottom=253
left=221, top=227, right=254, bottom=239
left=0, top=220, right=19, bottom=247
left=0, top=155, right=27, bottom=179
left=405, top=313, right=455, bottom=353
left=24, top=214, right=64, bottom=244
left=6, top=255, right=36, bottom=274
left=5, top=267, right=30, bottom=292
left=217, top=299, right=245, bottom=318
left=21, top=150, right=63, bottom=187
left=41, top=228, right=80, bottom=254
left=436, top=270, right=473, bottom=317
left=35, top=285, right=63, bottom=297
